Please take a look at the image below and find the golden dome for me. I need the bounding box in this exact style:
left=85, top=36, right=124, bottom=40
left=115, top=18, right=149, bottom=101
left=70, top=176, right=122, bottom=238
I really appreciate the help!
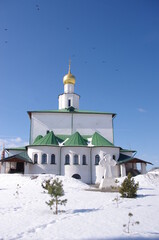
left=63, top=62, right=76, bottom=85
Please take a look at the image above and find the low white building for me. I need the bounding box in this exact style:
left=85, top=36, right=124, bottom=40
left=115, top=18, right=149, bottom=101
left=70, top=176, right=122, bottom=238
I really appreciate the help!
left=0, top=65, right=152, bottom=183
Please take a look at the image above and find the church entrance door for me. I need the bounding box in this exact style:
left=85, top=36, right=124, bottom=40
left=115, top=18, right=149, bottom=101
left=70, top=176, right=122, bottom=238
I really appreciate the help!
left=16, top=162, right=24, bottom=173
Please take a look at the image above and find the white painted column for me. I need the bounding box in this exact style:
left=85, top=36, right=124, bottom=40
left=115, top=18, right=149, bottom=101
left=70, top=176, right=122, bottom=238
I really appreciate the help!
left=70, top=153, right=73, bottom=165
left=120, top=164, right=126, bottom=177
left=1, top=162, right=6, bottom=173
left=133, top=163, right=137, bottom=169
left=141, top=162, right=146, bottom=174
left=24, top=163, right=29, bottom=174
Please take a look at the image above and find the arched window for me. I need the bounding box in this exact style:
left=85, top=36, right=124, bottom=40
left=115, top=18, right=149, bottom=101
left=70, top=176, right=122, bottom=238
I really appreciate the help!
left=34, top=154, right=38, bottom=164
left=72, top=174, right=81, bottom=179
left=65, top=154, right=70, bottom=165
left=82, top=155, right=87, bottom=165
left=51, top=154, right=55, bottom=164
left=95, top=155, right=100, bottom=165
left=41, top=154, right=47, bottom=164
left=74, top=154, right=79, bottom=165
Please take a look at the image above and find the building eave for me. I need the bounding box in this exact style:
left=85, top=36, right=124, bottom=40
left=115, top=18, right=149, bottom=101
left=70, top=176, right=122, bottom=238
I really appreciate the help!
left=27, top=109, right=116, bottom=119
left=0, top=152, right=33, bottom=164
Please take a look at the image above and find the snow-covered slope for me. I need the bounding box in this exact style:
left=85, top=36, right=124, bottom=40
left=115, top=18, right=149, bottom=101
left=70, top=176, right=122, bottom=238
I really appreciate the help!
left=0, top=172, right=159, bottom=240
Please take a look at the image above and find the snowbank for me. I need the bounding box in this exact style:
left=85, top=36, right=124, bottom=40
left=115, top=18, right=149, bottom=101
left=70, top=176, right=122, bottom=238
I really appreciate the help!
left=0, top=173, right=159, bottom=239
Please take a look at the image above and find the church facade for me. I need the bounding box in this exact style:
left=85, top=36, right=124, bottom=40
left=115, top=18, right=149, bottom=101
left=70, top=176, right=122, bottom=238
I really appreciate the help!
left=0, top=65, right=151, bottom=183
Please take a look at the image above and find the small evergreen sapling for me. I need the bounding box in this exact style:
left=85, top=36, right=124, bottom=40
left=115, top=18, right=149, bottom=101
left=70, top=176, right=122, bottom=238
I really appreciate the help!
left=42, top=178, right=67, bottom=214
left=14, top=184, right=21, bottom=198
left=113, top=195, right=120, bottom=207
left=123, top=212, right=140, bottom=233
left=119, top=173, right=139, bottom=198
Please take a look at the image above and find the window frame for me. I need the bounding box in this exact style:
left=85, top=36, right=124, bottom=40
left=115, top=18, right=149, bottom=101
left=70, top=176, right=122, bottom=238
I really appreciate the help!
left=51, top=154, right=56, bottom=164
left=82, top=155, right=87, bottom=165
left=95, top=154, right=100, bottom=165
left=68, top=99, right=71, bottom=107
left=41, top=153, right=47, bottom=164
left=74, top=154, right=79, bottom=165
left=33, top=153, right=38, bottom=164
left=65, top=154, right=70, bottom=165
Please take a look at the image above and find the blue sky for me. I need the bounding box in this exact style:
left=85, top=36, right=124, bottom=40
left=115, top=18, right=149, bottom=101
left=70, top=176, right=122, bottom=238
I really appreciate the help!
left=0, top=0, right=159, bottom=169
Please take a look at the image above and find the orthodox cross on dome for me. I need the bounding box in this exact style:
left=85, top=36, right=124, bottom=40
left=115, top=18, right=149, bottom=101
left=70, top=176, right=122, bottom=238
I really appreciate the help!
left=68, top=59, right=71, bottom=73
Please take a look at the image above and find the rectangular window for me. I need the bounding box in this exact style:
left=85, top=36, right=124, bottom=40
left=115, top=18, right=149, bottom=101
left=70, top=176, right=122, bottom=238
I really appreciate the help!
left=68, top=99, right=71, bottom=107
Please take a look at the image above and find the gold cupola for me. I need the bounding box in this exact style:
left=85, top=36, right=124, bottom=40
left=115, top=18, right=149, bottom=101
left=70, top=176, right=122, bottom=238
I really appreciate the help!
left=63, top=61, right=76, bottom=85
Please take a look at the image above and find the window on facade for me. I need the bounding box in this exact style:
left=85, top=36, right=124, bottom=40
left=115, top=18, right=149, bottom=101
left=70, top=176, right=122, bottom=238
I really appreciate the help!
left=34, top=154, right=38, bottom=164
left=95, top=155, right=100, bottom=165
left=74, top=154, right=79, bottom=165
left=68, top=99, right=71, bottom=107
left=65, top=154, right=70, bottom=165
left=82, top=155, right=87, bottom=165
left=51, top=154, right=55, bottom=164
left=113, top=155, right=116, bottom=160
left=41, top=153, right=47, bottom=164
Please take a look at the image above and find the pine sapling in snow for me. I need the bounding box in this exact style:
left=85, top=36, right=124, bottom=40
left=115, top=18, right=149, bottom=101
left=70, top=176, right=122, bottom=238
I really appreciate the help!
left=119, top=173, right=139, bottom=198
left=42, top=178, right=67, bottom=214
left=13, top=184, right=21, bottom=198
left=113, top=194, right=120, bottom=207
left=123, top=212, right=140, bottom=234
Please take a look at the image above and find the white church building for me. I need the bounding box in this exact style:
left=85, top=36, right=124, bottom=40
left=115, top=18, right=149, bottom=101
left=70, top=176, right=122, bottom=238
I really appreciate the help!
left=0, top=65, right=152, bottom=184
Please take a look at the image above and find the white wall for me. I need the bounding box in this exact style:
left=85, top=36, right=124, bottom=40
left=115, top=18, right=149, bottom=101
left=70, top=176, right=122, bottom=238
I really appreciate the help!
left=58, top=93, right=79, bottom=110
left=30, top=113, right=72, bottom=143
left=27, top=146, right=60, bottom=174
left=64, top=84, right=74, bottom=93
left=30, top=112, right=114, bottom=144
left=26, top=145, right=120, bottom=184
left=61, top=147, right=91, bottom=184
left=73, top=114, right=113, bottom=143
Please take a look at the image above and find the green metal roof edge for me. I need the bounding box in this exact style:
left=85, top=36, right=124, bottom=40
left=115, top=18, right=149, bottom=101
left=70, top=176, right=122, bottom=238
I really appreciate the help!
left=117, top=154, right=133, bottom=164
left=120, top=148, right=136, bottom=153
left=92, top=132, right=114, bottom=147
left=33, top=131, right=59, bottom=146
left=92, top=145, right=119, bottom=148
left=33, top=135, right=43, bottom=144
left=28, top=144, right=60, bottom=147
left=0, top=151, right=33, bottom=164
left=56, top=134, right=92, bottom=142
left=30, top=133, right=92, bottom=147
left=5, top=147, right=26, bottom=151
left=28, top=109, right=116, bottom=118
left=117, top=154, right=153, bottom=165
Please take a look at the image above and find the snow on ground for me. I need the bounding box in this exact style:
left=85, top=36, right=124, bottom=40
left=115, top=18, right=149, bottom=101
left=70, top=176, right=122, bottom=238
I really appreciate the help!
left=0, top=171, right=159, bottom=240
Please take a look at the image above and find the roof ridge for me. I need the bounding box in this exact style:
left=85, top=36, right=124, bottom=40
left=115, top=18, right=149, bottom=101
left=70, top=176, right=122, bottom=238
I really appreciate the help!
left=92, top=132, right=114, bottom=147
left=33, top=131, right=59, bottom=146
left=64, top=131, right=88, bottom=146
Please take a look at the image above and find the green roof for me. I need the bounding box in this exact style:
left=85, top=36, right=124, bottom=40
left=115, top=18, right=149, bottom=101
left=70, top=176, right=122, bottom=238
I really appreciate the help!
left=28, top=109, right=116, bottom=118
left=117, top=153, right=133, bottom=164
left=33, top=131, right=58, bottom=146
left=120, top=147, right=136, bottom=153
left=64, top=132, right=88, bottom=146
left=0, top=151, right=33, bottom=164
left=56, top=134, right=71, bottom=143
left=92, top=132, right=114, bottom=147
left=33, top=135, right=43, bottom=144
left=117, top=153, right=152, bottom=165
left=5, top=147, right=26, bottom=151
